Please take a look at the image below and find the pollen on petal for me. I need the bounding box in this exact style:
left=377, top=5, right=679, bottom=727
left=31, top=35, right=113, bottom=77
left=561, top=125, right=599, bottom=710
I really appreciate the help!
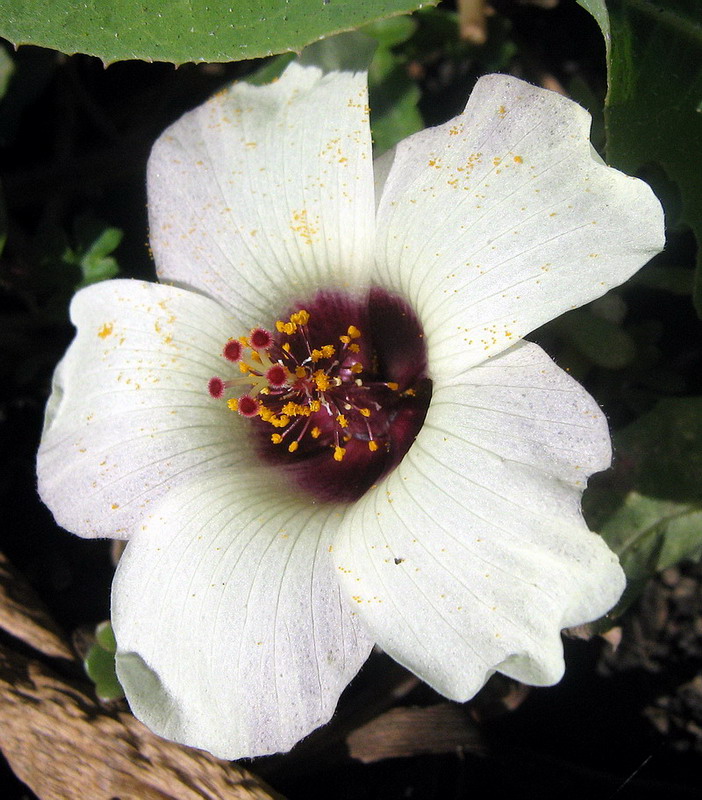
left=208, top=377, right=225, bottom=398
left=223, top=339, right=243, bottom=362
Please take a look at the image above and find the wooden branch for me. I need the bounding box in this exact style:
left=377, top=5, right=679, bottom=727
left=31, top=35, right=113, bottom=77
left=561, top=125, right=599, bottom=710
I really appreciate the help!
left=0, top=551, right=281, bottom=800
left=0, top=551, right=73, bottom=661
left=347, top=703, right=484, bottom=764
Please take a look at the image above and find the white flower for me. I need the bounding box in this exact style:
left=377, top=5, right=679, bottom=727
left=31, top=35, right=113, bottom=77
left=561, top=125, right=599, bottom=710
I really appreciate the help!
left=37, top=54, right=664, bottom=760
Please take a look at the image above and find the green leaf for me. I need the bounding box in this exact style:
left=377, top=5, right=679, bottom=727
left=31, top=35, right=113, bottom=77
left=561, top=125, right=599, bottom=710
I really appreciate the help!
left=71, top=216, right=122, bottom=289
left=551, top=307, right=636, bottom=370
left=589, top=397, right=702, bottom=613
left=601, top=492, right=702, bottom=613
left=614, top=397, right=702, bottom=504
left=603, top=1, right=702, bottom=317
left=0, top=0, right=437, bottom=65
left=95, top=620, right=117, bottom=654
left=576, top=0, right=611, bottom=56
left=84, top=623, right=124, bottom=702
left=630, top=263, right=695, bottom=295
left=0, top=45, right=15, bottom=100
left=361, top=14, right=417, bottom=47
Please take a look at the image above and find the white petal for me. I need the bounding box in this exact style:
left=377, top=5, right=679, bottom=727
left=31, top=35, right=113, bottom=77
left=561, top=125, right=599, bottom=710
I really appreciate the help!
left=37, top=279, right=253, bottom=539
left=112, top=469, right=373, bottom=760
left=148, top=62, right=376, bottom=326
left=332, top=347, right=624, bottom=699
left=375, top=74, right=665, bottom=381
left=433, top=339, right=612, bottom=483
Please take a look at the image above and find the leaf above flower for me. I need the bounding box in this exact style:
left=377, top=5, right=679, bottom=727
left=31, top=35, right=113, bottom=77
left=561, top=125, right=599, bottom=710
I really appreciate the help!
left=0, top=0, right=437, bottom=65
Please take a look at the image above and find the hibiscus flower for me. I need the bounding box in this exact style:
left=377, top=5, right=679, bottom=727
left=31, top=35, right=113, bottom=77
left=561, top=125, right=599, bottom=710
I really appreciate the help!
left=37, top=47, right=664, bottom=759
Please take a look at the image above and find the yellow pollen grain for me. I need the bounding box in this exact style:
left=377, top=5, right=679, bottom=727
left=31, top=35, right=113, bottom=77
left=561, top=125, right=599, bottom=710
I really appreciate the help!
left=97, top=322, right=113, bottom=339
left=290, top=309, right=310, bottom=326
left=311, top=426, right=321, bottom=439
left=368, top=440, right=379, bottom=452
left=360, top=408, right=371, bottom=417
left=314, top=370, right=331, bottom=391
left=227, top=398, right=238, bottom=412
left=514, top=155, right=523, bottom=164
left=337, top=414, right=348, bottom=428
left=347, top=325, right=361, bottom=339
left=288, top=441, right=299, bottom=453
left=387, top=382, right=399, bottom=391
left=333, top=446, right=346, bottom=462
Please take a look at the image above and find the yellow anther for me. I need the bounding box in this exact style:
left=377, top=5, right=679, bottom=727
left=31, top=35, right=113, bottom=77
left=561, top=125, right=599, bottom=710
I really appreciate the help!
left=239, top=336, right=250, bottom=346
left=282, top=342, right=291, bottom=352
left=351, top=362, right=363, bottom=374
left=250, top=351, right=262, bottom=363
left=282, top=402, right=298, bottom=416
left=288, top=441, right=299, bottom=453
left=402, top=388, right=416, bottom=397
left=387, top=382, right=399, bottom=391
left=295, top=366, right=307, bottom=378
left=227, top=398, right=238, bottom=412
left=290, top=310, right=310, bottom=326
left=309, top=400, right=321, bottom=412
left=359, top=408, right=371, bottom=418
left=311, top=426, right=321, bottom=439
left=349, top=343, right=360, bottom=353
left=368, top=440, right=379, bottom=452
left=336, top=414, right=348, bottom=428
left=275, top=320, right=286, bottom=333
left=347, top=325, right=361, bottom=339
left=321, top=344, right=335, bottom=358
left=313, top=370, right=331, bottom=391
left=271, top=434, right=283, bottom=444
left=339, top=335, right=350, bottom=344
left=333, top=446, right=346, bottom=462
left=310, top=349, right=323, bottom=362
left=239, top=362, right=250, bottom=373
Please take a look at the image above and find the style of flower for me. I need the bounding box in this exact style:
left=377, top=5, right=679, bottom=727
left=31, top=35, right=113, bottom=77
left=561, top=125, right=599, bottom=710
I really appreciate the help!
left=37, top=52, right=664, bottom=760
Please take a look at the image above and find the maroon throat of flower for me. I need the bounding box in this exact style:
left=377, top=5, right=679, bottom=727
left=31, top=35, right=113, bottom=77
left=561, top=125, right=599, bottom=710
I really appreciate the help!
left=209, top=289, right=431, bottom=503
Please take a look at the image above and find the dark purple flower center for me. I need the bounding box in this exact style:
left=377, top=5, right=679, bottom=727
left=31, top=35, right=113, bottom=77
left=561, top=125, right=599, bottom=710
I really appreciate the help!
left=208, top=288, right=431, bottom=502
